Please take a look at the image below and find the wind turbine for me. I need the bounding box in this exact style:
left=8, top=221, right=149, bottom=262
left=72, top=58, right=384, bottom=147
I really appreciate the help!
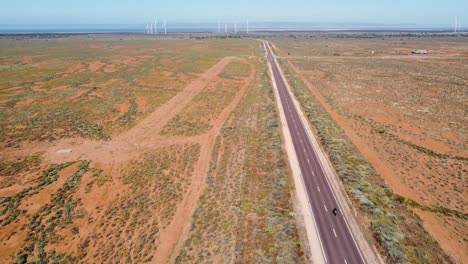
left=146, top=23, right=150, bottom=34
left=164, top=19, right=167, bottom=35
left=225, top=23, right=228, bottom=34
left=150, top=23, right=153, bottom=34
left=454, top=16, right=458, bottom=33
left=235, top=22, right=238, bottom=33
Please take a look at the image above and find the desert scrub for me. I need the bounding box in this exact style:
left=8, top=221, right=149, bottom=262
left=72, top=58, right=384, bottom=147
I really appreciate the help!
left=160, top=115, right=211, bottom=136
left=81, top=144, right=199, bottom=263
left=0, top=38, right=262, bottom=144
left=278, top=58, right=454, bottom=263
left=0, top=161, right=74, bottom=227
left=218, top=61, right=251, bottom=80
left=0, top=152, right=42, bottom=177
left=14, top=160, right=89, bottom=264
left=396, top=195, right=468, bottom=221
left=116, top=97, right=138, bottom=125
left=0, top=103, right=110, bottom=143
left=175, top=58, right=304, bottom=263
left=160, top=78, right=241, bottom=136
left=83, top=167, right=107, bottom=193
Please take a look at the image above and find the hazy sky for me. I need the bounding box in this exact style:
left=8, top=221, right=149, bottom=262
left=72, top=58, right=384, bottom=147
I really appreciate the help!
left=1, top=0, right=466, bottom=26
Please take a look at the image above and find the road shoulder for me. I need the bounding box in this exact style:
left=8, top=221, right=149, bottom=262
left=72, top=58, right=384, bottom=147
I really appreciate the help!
left=269, top=43, right=383, bottom=264
left=264, top=41, right=326, bottom=264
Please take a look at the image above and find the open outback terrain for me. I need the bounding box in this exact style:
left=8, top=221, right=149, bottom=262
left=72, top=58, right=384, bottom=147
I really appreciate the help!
left=1, top=32, right=466, bottom=264
left=269, top=33, right=467, bottom=263
left=0, top=36, right=304, bottom=263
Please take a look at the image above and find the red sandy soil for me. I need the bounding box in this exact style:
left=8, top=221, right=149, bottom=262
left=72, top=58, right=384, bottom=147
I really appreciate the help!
left=0, top=56, right=255, bottom=263
left=88, top=61, right=106, bottom=72
left=19, top=163, right=80, bottom=214
left=103, top=64, right=117, bottom=73
left=177, top=73, right=191, bottom=81
left=415, top=209, right=467, bottom=263
left=31, top=83, right=48, bottom=93
left=88, top=89, right=104, bottom=98
left=5, top=86, right=23, bottom=93
left=161, top=71, right=173, bottom=77
left=64, top=63, right=85, bottom=75
left=13, top=98, right=35, bottom=109
left=152, top=59, right=255, bottom=263
left=112, top=56, right=137, bottom=67
left=0, top=163, right=80, bottom=261
left=288, top=60, right=467, bottom=263
left=88, top=44, right=127, bottom=51
left=65, top=89, right=88, bottom=101
left=88, top=44, right=102, bottom=49
left=0, top=184, right=34, bottom=197
left=113, top=100, right=130, bottom=120
left=53, top=85, right=71, bottom=91
left=136, top=96, right=147, bottom=112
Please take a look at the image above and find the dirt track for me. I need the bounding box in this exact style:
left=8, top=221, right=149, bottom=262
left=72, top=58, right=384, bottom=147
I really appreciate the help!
left=0, top=56, right=256, bottom=263
left=153, top=59, right=255, bottom=263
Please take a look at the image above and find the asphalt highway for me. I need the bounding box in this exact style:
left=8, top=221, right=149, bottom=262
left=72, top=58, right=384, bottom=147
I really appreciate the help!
left=264, top=41, right=366, bottom=264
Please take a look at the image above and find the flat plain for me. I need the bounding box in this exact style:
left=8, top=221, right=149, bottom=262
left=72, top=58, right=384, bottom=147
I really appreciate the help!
left=271, top=33, right=467, bottom=263
left=0, top=36, right=304, bottom=263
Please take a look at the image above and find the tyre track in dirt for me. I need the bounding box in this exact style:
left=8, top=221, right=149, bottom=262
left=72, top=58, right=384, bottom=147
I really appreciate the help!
left=1, top=56, right=256, bottom=263
left=3, top=57, right=243, bottom=165
left=153, top=59, right=255, bottom=263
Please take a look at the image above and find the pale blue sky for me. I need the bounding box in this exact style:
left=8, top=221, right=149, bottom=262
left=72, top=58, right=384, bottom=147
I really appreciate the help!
left=0, top=0, right=466, bottom=26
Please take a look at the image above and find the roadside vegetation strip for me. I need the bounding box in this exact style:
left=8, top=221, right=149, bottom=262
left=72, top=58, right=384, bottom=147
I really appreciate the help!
left=277, top=59, right=454, bottom=264
left=175, top=58, right=304, bottom=263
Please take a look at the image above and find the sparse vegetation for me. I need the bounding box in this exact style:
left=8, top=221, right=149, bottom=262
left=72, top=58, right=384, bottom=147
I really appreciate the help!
left=0, top=153, right=42, bottom=179
left=83, top=144, right=200, bottom=263
left=0, top=38, right=259, bottom=145
left=277, top=44, right=457, bottom=263
left=13, top=160, right=89, bottom=263
left=0, top=161, right=75, bottom=227
left=161, top=61, right=251, bottom=136
left=175, top=56, right=304, bottom=263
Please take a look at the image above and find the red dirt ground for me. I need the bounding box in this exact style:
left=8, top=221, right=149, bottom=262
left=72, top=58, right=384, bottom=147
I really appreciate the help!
left=0, top=56, right=256, bottom=263
left=287, top=56, right=467, bottom=263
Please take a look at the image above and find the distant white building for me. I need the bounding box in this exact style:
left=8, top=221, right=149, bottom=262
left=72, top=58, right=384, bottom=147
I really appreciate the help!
left=412, top=50, right=428, bottom=55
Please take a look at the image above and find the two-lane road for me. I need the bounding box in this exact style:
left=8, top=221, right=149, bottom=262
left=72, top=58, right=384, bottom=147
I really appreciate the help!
left=264, top=41, right=366, bottom=264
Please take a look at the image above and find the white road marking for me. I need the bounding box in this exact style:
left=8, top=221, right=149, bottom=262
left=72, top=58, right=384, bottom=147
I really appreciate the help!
left=303, top=147, right=306, bottom=153
left=323, top=205, right=328, bottom=212
left=333, top=228, right=337, bottom=238
left=317, top=186, right=321, bottom=192
left=344, top=259, right=348, bottom=264
left=307, top=158, right=310, bottom=164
